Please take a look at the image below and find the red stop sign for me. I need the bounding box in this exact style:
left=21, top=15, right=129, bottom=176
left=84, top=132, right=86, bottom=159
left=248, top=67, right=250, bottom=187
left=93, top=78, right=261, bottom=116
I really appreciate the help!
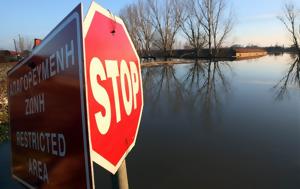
left=83, top=2, right=143, bottom=174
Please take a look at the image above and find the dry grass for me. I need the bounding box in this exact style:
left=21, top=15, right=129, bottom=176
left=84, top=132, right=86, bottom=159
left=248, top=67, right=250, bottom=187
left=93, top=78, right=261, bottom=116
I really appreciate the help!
left=0, top=62, right=15, bottom=142
left=0, top=63, right=14, bottom=124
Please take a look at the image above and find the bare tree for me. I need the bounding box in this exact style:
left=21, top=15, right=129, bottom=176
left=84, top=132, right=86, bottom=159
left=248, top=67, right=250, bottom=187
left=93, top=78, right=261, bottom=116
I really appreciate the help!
left=120, top=0, right=155, bottom=57
left=196, top=0, right=234, bottom=58
left=120, top=0, right=233, bottom=60
left=14, top=34, right=32, bottom=53
left=274, top=2, right=300, bottom=100
left=278, top=2, right=300, bottom=53
left=147, top=0, right=185, bottom=60
left=181, top=0, right=207, bottom=58
left=136, top=0, right=156, bottom=56
left=120, top=4, right=142, bottom=53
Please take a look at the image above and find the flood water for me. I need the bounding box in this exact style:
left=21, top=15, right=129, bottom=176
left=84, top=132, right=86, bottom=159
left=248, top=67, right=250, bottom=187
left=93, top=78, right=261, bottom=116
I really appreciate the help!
left=1, top=54, right=300, bottom=188
left=125, top=54, right=300, bottom=189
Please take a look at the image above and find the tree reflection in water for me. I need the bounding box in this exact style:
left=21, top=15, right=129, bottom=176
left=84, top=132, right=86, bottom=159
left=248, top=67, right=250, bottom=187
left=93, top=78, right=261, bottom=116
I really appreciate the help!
left=183, top=60, right=232, bottom=125
left=142, top=65, right=184, bottom=114
left=273, top=54, right=300, bottom=100
left=142, top=60, right=232, bottom=125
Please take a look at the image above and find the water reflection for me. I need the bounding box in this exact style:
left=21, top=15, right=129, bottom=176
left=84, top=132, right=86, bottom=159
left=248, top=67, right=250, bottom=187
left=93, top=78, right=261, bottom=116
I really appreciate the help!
left=142, top=60, right=233, bottom=125
left=142, top=65, right=184, bottom=113
left=273, top=54, right=300, bottom=100
left=135, top=55, right=300, bottom=189
left=183, top=61, right=232, bottom=125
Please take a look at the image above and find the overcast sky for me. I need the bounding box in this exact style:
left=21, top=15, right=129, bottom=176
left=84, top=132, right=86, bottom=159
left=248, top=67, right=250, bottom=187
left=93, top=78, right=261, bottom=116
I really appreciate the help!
left=0, top=0, right=299, bottom=50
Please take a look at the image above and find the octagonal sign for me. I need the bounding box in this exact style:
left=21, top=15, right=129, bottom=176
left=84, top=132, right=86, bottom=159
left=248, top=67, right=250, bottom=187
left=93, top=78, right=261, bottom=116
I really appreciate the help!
left=83, top=2, right=143, bottom=174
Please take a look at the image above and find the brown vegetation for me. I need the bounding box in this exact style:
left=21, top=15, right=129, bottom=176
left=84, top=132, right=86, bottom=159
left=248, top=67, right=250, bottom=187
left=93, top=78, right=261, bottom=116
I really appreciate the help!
left=0, top=63, right=13, bottom=124
left=0, top=62, right=14, bottom=142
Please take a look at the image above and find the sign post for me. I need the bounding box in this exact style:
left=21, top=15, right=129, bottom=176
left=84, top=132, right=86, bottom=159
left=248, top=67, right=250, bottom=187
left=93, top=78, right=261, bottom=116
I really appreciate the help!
left=83, top=1, right=143, bottom=187
left=111, top=160, right=129, bottom=189
left=117, top=160, right=129, bottom=189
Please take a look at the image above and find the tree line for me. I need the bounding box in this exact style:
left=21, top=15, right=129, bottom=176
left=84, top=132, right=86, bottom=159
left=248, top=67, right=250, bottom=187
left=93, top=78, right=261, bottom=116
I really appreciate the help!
left=119, top=0, right=234, bottom=60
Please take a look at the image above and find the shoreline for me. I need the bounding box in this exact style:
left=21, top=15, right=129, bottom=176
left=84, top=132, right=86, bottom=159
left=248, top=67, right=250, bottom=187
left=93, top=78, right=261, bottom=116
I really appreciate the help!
left=141, top=60, right=196, bottom=67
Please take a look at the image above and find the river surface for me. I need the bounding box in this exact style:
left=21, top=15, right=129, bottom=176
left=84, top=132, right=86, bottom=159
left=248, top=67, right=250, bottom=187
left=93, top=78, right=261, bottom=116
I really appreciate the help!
left=1, top=54, right=300, bottom=188
left=124, top=54, right=300, bottom=189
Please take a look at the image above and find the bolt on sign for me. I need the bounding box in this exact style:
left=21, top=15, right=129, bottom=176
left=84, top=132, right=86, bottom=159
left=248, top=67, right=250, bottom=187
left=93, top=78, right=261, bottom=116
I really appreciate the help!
left=8, top=2, right=143, bottom=189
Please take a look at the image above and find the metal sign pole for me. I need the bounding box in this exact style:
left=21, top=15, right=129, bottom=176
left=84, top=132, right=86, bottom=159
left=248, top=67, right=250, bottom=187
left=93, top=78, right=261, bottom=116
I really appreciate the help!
left=112, top=160, right=129, bottom=189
